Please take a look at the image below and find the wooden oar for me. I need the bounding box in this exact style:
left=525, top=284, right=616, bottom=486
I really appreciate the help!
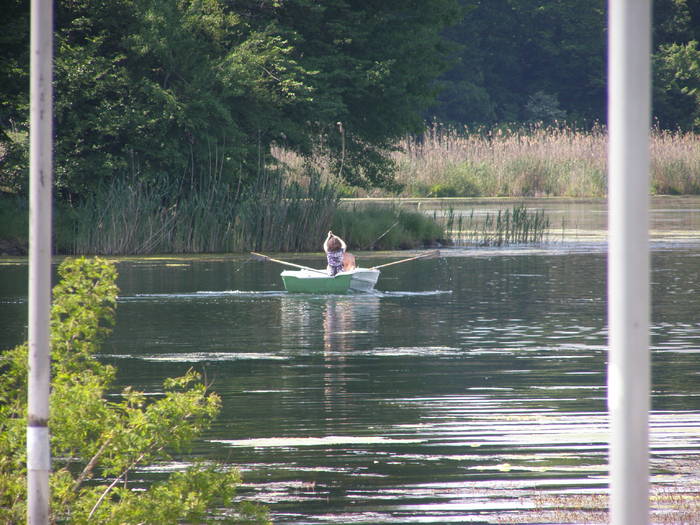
left=250, top=252, right=329, bottom=275
left=370, top=249, right=440, bottom=270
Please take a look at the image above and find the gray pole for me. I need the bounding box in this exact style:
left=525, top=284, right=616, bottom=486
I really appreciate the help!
left=607, top=1, right=651, bottom=524
left=27, top=0, right=53, bottom=523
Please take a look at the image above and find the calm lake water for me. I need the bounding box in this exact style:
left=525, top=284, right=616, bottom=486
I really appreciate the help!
left=1, top=198, right=700, bottom=524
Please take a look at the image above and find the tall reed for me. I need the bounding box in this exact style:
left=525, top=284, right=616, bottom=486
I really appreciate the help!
left=273, top=123, right=700, bottom=197
left=332, top=204, right=445, bottom=250
left=393, top=123, right=609, bottom=198
left=439, top=204, right=550, bottom=246
left=57, top=170, right=340, bottom=255
left=399, top=123, right=700, bottom=197
left=232, top=171, right=339, bottom=253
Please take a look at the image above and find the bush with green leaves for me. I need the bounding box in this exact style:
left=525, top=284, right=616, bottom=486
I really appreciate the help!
left=0, top=257, right=269, bottom=524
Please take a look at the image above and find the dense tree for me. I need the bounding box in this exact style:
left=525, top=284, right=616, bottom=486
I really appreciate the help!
left=652, top=0, right=700, bottom=130
left=0, top=0, right=460, bottom=197
left=431, top=0, right=606, bottom=126
left=653, top=40, right=700, bottom=130
left=2, top=0, right=699, bottom=200
left=50, top=0, right=316, bottom=197
left=432, top=0, right=700, bottom=130
left=237, top=0, right=462, bottom=187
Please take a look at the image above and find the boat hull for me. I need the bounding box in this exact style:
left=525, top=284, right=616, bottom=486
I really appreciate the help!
left=281, top=268, right=380, bottom=293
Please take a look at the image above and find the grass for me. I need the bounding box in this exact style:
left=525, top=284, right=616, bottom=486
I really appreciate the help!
left=54, top=171, right=340, bottom=255
left=2, top=171, right=448, bottom=256
left=392, top=123, right=609, bottom=198
left=273, top=123, right=700, bottom=198
left=437, top=203, right=550, bottom=246
left=0, top=188, right=553, bottom=256
left=331, top=204, right=446, bottom=250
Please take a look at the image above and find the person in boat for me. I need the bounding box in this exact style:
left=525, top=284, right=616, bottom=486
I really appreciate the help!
left=323, top=231, right=356, bottom=276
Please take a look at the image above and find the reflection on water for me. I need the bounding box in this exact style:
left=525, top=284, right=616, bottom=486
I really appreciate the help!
left=413, top=195, right=700, bottom=243
left=1, top=211, right=700, bottom=523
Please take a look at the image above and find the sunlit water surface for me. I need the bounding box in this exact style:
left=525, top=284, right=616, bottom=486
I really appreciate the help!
left=1, top=201, right=700, bottom=524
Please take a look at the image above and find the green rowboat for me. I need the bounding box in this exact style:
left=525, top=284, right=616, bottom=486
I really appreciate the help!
left=281, top=268, right=380, bottom=293
left=252, top=250, right=438, bottom=294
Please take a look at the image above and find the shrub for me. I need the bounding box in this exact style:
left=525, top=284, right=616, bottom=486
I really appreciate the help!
left=0, top=257, right=269, bottom=524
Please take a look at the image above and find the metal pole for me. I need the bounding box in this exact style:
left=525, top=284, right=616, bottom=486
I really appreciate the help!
left=607, top=1, right=651, bottom=524
left=27, top=0, right=53, bottom=523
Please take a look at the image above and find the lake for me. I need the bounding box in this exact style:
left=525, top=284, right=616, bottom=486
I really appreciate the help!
left=1, top=197, right=700, bottom=524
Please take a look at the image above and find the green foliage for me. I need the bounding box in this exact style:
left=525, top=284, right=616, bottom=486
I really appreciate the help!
left=524, top=91, right=567, bottom=125
left=0, top=193, right=28, bottom=249
left=0, top=128, right=28, bottom=194
left=441, top=204, right=550, bottom=247
left=52, top=168, right=339, bottom=255
left=432, top=0, right=700, bottom=131
left=331, top=205, right=445, bottom=250
left=1, top=0, right=460, bottom=198
left=653, top=40, right=700, bottom=131
left=432, top=0, right=606, bottom=126
left=0, top=257, right=269, bottom=524
left=427, top=161, right=489, bottom=197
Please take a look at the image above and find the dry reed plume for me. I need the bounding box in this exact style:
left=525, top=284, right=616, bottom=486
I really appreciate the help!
left=273, top=124, right=700, bottom=198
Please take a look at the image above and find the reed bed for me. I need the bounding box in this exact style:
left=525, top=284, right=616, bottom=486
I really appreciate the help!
left=438, top=204, right=550, bottom=247
left=332, top=204, right=445, bottom=250
left=52, top=179, right=552, bottom=254
left=650, top=128, right=700, bottom=195
left=394, top=124, right=608, bottom=198
left=233, top=173, right=338, bottom=253
left=57, top=171, right=339, bottom=255
left=273, top=124, right=700, bottom=198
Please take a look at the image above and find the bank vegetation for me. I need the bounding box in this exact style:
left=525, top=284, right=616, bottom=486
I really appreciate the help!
left=276, top=124, right=700, bottom=199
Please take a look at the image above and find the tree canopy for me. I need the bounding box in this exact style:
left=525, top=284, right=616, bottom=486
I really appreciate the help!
left=1, top=0, right=699, bottom=199
left=0, top=0, right=460, bottom=197
left=432, top=0, right=700, bottom=129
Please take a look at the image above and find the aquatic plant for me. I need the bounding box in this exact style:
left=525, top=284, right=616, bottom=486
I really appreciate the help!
left=395, top=123, right=700, bottom=198
left=331, top=204, right=445, bottom=250
left=441, top=203, right=550, bottom=246
left=274, top=123, right=700, bottom=198
left=391, top=123, right=609, bottom=198
left=55, top=168, right=339, bottom=255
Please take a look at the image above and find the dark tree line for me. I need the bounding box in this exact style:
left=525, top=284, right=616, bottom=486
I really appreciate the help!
left=432, top=0, right=700, bottom=129
left=1, top=0, right=699, bottom=199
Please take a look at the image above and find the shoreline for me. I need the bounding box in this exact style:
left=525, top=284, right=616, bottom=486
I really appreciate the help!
left=2, top=195, right=699, bottom=258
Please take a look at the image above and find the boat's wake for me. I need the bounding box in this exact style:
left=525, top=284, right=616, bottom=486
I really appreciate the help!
left=378, top=290, right=452, bottom=297
left=119, top=290, right=288, bottom=301
left=119, top=289, right=452, bottom=302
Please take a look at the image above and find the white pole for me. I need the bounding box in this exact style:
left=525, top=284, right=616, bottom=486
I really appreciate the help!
left=607, top=1, right=651, bottom=524
left=27, top=0, right=53, bottom=523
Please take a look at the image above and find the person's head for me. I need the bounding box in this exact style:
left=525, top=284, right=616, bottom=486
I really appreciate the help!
left=327, top=235, right=342, bottom=252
